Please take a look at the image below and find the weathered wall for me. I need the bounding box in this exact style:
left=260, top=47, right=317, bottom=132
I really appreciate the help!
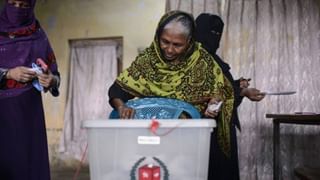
left=33, top=0, right=166, bottom=166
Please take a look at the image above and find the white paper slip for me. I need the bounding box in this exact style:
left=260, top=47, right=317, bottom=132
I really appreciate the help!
left=263, top=91, right=296, bottom=95
left=138, top=136, right=160, bottom=145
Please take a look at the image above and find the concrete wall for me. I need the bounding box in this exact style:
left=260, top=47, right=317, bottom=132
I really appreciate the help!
left=33, top=0, right=166, bottom=166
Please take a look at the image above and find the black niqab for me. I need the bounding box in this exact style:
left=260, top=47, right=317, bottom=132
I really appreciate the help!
left=195, top=13, right=224, bottom=54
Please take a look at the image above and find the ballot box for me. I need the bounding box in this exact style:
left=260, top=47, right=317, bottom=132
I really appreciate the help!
left=83, top=119, right=216, bottom=180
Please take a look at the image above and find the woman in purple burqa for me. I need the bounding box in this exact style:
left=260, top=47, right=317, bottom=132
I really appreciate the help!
left=0, top=0, right=60, bottom=179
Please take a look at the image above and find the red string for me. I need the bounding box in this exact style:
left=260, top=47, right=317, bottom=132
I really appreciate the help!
left=72, top=143, right=88, bottom=180
left=149, top=119, right=180, bottom=136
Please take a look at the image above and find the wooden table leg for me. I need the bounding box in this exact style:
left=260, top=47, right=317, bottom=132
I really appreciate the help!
left=273, top=119, right=280, bottom=180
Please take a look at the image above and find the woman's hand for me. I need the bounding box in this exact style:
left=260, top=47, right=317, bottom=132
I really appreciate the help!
left=6, top=66, right=36, bottom=83
left=38, top=69, right=57, bottom=89
left=241, top=88, right=265, bottom=101
left=117, top=105, right=135, bottom=119
left=239, top=77, right=251, bottom=88
left=110, top=98, right=135, bottom=119
left=204, top=97, right=222, bottom=118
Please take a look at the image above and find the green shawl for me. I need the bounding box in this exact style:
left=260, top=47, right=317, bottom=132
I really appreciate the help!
left=116, top=11, right=234, bottom=157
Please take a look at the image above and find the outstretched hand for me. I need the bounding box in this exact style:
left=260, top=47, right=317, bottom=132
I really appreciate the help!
left=241, top=88, right=265, bottom=101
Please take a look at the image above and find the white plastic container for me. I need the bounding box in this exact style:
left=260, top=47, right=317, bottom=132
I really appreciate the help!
left=83, top=119, right=216, bottom=180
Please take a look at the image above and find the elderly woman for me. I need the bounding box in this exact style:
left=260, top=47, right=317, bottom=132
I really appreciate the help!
left=108, top=10, right=234, bottom=165
left=0, top=0, right=60, bottom=179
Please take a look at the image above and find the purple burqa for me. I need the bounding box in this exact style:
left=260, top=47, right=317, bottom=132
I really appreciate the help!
left=0, top=0, right=59, bottom=179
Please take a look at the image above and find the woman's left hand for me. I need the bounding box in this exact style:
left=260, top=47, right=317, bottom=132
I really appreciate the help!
left=38, top=69, right=56, bottom=89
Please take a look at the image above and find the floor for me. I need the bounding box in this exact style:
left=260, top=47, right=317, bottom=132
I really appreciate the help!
left=51, top=165, right=90, bottom=180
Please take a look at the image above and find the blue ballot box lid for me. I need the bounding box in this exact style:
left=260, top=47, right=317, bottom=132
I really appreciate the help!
left=109, top=97, right=202, bottom=119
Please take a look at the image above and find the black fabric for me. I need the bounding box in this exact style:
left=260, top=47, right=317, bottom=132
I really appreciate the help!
left=195, top=13, right=224, bottom=54
left=108, top=82, right=135, bottom=108
left=195, top=13, right=243, bottom=128
left=50, top=72, right=60, bottom=97
left=195, top=13, right=243, bottom=180
left=209, top=54, right=242, bottom=180
left=212, top=54, right=243, bottom=129
left=208, top=124, right=240, bottom=180
left=0, top=88, right=50, bottom=180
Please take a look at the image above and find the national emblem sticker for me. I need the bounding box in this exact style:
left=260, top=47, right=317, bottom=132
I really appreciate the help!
left=130, top=157, right=169, bottom=180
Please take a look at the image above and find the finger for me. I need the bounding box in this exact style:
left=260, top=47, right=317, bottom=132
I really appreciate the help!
left=190, top=96, right=212, bottom=103
left=208, top=98, right=220, bottom=104
left=204, top=111, right=212, bottom=118
left=254, top=95, right=265, bottom=101
left=27, top=73, right=36, bottom=80
left=21, top=67, right=35, bottom=74
left=44, top=68, right=52, bottom=75
left=120, top=111, right=127, bottom=119
left=257, top=92, right=266, bottom=96
left=205, top=110, right=218, bottom=118
left=37, top=73, right=48, bottom=78
left=25, top=68, right=37, bottom=75
left=129, top=109, right=135, bottom=119
left=38, top=76, right=49, bottom=83
left=26, top=71, right=37, bottom=77
left=38, top=81, right=49, bottom=88
left=38, top=77, right=47, bottom=83
left=121, top=109, right=132, bottom=119
left=19, top=77, right=26, bottom=83
left=23, top=77, right=32, bottom=83
left=258, top=94, right=266, bottom=99
left=123, top=112, right=128, bottom=119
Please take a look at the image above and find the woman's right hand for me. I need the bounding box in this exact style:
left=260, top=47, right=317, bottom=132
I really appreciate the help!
left=7, top=66, right=36, bottom=83
left=117, top=105, right=135, bottom=119
left=240, top=88, right=265, bottom=101
left=204, top=97, right=221, bottom=118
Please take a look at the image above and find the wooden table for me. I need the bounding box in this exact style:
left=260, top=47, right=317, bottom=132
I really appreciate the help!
left=266, top=114, right=320, bottom=180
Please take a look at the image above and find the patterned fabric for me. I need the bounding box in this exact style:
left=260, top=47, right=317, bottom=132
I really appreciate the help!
left=116, top=10, right=235, bottom=156
left=0, top=21, right=37, bottom=39
left=0, top=0, right=58, bottom=98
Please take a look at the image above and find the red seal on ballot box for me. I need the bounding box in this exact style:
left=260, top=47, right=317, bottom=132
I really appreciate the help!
left=138, top=164, right=160, bottom=180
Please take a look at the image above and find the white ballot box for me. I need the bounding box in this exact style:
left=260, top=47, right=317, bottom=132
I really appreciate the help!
left=82, top=119, right=216, bottom=180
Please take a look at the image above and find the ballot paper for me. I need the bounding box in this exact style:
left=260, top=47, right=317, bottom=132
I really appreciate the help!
left=263, top=91, right=296, bottom=95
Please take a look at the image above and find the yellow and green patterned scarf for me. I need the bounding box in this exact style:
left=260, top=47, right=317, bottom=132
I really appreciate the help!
left=116, top=11, right=234, bottom=157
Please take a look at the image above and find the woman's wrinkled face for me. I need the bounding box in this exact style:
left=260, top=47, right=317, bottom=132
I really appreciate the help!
left=159, top=28, right=189, bottom=62
left=8, top=0, right=30, bottom=8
